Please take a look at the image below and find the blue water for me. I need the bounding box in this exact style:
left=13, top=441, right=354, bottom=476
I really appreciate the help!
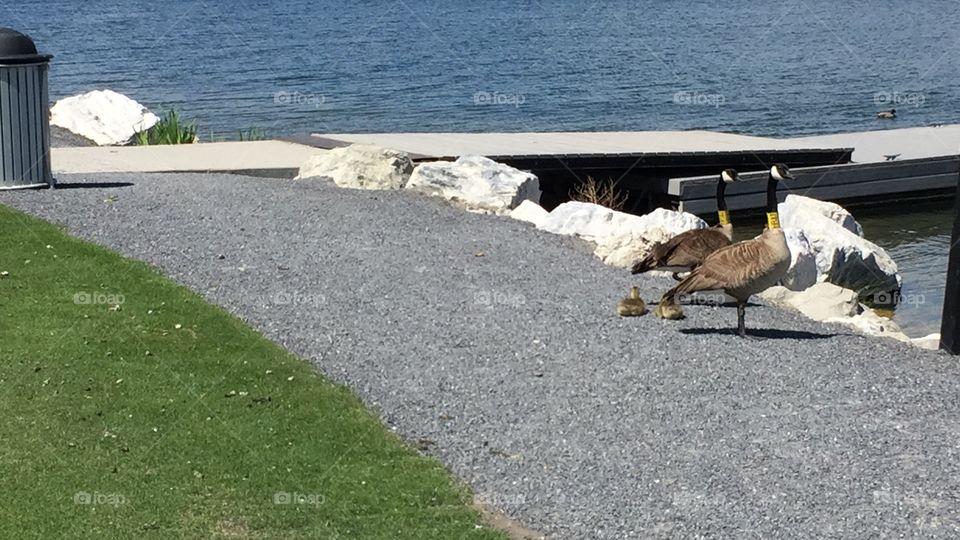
left=10, top=0, right=960, bottom=337
left=11, top=0, right=960, bottom=137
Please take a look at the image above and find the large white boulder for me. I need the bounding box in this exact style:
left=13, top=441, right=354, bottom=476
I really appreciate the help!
left=759, top=283, right=860, bottom=321
left=296, top=144, right=413, bottom=189
left=782, top=195, right=864, bottom=236
left=49, top=89, right=159, bottom=146
left=594, top=230, right=666, bottom=268
left=779, top=195, right=900, bottom=299
left=912, top=333, right=941, bottom=350
left=508, top=200, right=549, bottom=227
left=781, top=228, right=818, bottom=291
left=406, top=155, right=540, bottom=213
left=538, top=203, right=706, bottom=243
left=825, top=309, right=911, bottom=343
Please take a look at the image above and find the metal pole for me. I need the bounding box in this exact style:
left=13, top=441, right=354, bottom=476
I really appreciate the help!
left=940, top=160, right=960, bottom=354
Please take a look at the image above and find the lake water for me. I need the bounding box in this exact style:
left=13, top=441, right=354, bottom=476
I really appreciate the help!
left=13, top=0, right=960, bottom=336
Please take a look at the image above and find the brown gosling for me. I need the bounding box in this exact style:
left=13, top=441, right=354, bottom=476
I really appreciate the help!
left=631, top=169, right=740, bottom=280
left=655, top=164, right=795, bottom=337
left=616, top=286, right=648, bottom=317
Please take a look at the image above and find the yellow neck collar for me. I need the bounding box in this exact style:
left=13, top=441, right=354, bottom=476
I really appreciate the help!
left=717, top=210, right=730, bottom=226
left=766, top=212, right=781, bottom=229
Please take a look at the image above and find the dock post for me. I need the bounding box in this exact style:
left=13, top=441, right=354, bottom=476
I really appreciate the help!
left=940, top=168, right=960, bottom=354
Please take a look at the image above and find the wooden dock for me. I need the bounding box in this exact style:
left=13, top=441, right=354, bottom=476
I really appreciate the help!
left=294, top=126, right=960, bottom=215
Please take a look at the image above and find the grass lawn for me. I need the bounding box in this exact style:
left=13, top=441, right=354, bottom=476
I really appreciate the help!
left=0, top=203, right=504, bottom=539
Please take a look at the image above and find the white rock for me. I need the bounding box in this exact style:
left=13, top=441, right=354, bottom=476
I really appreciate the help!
left=781, top=194, right=863, bottom=236
left=759, top=283, right=859, bottom=321
left=781, top=228, right=818, bottom=291
left=825, top=309, right=911, bottom=343
left=406, top=155, right=540, bottom=213
left=49, top=89, right=159, bottom=146
left=595, top=233, right=654, bottom=268
left=509, top=200, right=549, bottom=227
left=538, top=202, right=705, bottom=243
left=757, top=285, right=795, bottom=305
left=295, top=144, right=413, bottom=189
left=912, top=333, right=941, bottom=350
left=779, top=195, right=900, bottom=299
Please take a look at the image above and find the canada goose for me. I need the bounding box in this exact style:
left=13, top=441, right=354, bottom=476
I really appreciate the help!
left=631, top=169, right=739, bottom=279
left=884, top=154, right=901, bottom=161
left=655, top=163, right=795, bottom=337
left=617, top=286, right=648, bottom=317
left=877, top=109, right=896, bottom=119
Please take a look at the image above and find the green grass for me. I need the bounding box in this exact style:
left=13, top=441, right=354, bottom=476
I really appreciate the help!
left=238, top=128, right=269, bottom=142
left=0, top=204, right=503, bottom=540
left=134, top=110, right=198, bottom=145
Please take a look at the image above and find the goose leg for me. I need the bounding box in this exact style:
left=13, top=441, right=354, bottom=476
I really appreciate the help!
left=737, top=301, right=747, bottom=337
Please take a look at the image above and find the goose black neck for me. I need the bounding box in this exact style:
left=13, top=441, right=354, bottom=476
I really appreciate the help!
left=766, top=175, right=778, bottom=214
left=715, top=179, right=727, bottom=211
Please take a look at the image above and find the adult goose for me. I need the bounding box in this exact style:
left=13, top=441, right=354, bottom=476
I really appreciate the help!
left=655, top=164, right=794, bottom=337
left=631, top=169, right=739, bottom=279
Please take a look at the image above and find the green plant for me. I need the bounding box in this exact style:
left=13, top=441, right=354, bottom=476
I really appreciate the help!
left=570, top=176, right=628, bottom=211
left=134, top=110, right=198, bottom=145
left=238, top=127, right=269, bottom=141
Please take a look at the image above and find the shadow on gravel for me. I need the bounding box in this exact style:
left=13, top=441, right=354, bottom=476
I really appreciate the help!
left=680, top=327, right=839, bottom=340
left=54, top=182, right=134, bottom=190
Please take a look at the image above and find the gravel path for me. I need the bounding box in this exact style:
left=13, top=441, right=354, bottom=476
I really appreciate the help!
left=3, top=173, right=959, bottom=539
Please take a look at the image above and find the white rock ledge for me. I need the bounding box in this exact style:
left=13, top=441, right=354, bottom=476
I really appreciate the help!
left=538, top=202, right=705, bottom=243
left=760, top=283, right=919, bottom=345
left=779, top=195, right=900, bottom=299
left=406, top=155, right=540, bottom=213
left=296, top=144, right=413, bottom=190
left=509, top=200, right=549, bottom=227
left=49, top=89, right=159, bottom=146
left=537, top=203, right=706, bottom=268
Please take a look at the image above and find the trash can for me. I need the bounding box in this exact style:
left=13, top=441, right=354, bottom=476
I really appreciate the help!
left=0, top=28, right=53, bottom=190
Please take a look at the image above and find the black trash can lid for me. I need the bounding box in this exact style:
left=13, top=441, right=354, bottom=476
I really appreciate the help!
left=0, top=28, right=52, bottom=64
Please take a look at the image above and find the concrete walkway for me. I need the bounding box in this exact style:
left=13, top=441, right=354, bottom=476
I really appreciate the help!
left=2, top=173, right=957, bottom=539
left=51, top=140, right=321, bottom=177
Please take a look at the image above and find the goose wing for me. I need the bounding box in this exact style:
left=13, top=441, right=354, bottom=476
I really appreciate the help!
left=659, top=228, right=731, bottom=267
left=668, top=235, right=782, bottom=297
left=641, top=228, right=729, bottom=267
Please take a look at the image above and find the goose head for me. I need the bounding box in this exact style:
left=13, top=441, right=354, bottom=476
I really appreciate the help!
left=720, top=168, right=739, bottom=183
left=770, top=163, right=794, bottom=181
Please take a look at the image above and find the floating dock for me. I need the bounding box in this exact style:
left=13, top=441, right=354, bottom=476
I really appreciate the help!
left=299, top=126, right=960, bottom=215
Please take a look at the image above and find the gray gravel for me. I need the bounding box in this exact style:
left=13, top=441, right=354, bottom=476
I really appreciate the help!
left=3, top=173, right=959, bottom=539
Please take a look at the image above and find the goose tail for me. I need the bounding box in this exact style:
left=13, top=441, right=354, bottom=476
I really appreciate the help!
left=630, top=254, right=657, bottom=274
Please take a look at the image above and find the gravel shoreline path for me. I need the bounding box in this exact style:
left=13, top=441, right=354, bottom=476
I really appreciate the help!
left=3, top=173, right=958, bottom=539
